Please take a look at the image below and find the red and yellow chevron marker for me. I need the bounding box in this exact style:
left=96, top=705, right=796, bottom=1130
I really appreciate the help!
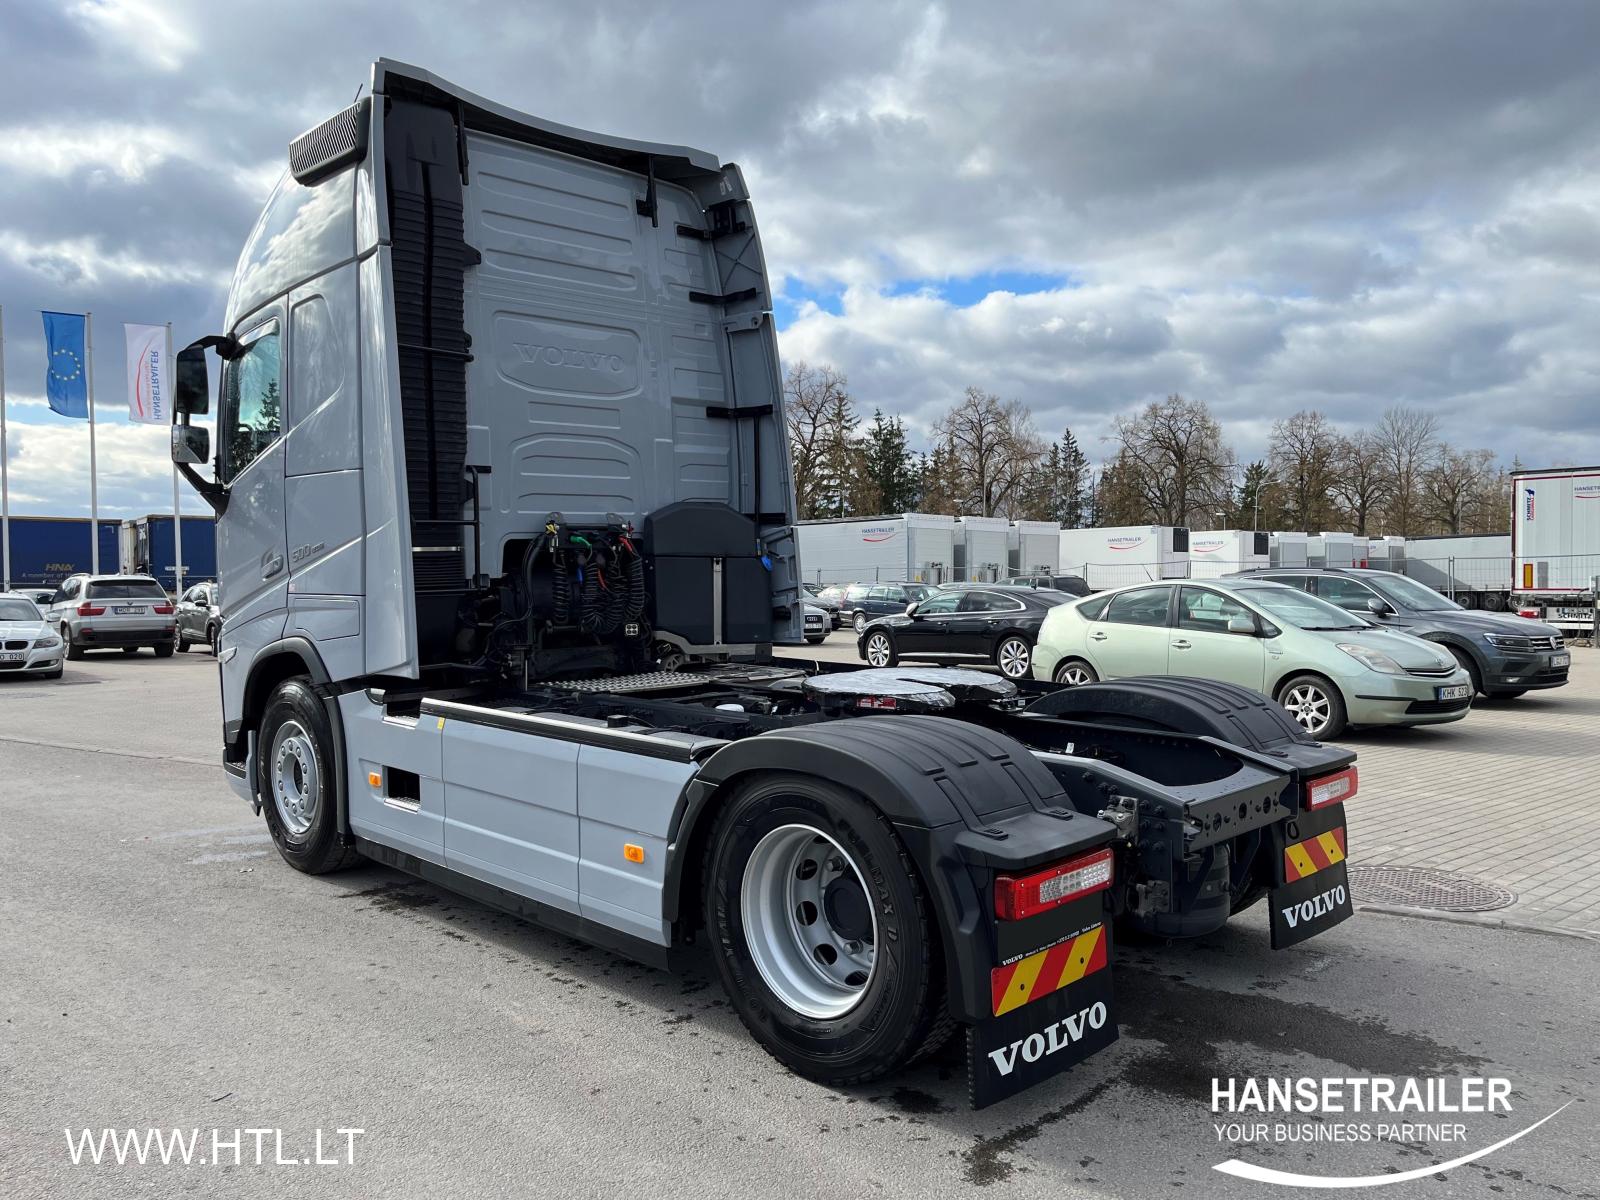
left=1283, top=826, right=1347, bottom=883
left=991, top=925, right=1107, bottom=1017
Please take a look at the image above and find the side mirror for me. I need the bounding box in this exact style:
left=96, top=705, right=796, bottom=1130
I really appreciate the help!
left=905, top=602, right=921, bottom=618
left=172, top=423, right=210, bottom=465
left=1227, top=613, right=1257, bottom=635
left=174, top=344, right=211, bottom=416
left=1366, top=597, right=1393, bottom=616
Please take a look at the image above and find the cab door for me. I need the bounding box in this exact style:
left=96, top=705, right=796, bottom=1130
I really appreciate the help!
left=1088, top=586, right=1176, bottom=677
left=1170, top=587, right=1267, bottom=689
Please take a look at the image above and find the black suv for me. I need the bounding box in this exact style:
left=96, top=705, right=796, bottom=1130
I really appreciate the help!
left=1230, top=567, right=1569, bottom=698
left=841, top=582, right=936, bottom=632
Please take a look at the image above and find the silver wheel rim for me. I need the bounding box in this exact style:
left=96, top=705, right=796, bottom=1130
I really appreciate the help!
left=854, top=612, right=866, bottom=632
left=1283, top=684, right=1332, bottom=735
left=998, top=638, right=1030, bottom=678
left=270, top=720, right=319, bottom=838
left=866, top=634, right=891, bottom=667
left=1058, top=662, right=1093, bottom=686
left=741, top=824, right=878, bottom=1019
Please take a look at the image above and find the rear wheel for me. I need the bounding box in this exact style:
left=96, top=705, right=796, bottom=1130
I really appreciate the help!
left=852, top=610, right=868, bottom=633
left=1276, top=674, right=1346, bottom=739
left=994, top=635, right=1032, bottom=680
left=703, top=775, right=949, bottom=1084
left=153, top=643, right=175, bottom=659
left=1053, top=658, right=1098, bottom=687
left=122, top=646, right=140, bottom=656
left=863, top=630, right=897, bottom=668
left=257, top=678, right=360, bottom=874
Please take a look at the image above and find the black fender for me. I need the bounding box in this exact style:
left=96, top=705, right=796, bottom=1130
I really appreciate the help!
left=664, top=714, right=1119, bottom=1024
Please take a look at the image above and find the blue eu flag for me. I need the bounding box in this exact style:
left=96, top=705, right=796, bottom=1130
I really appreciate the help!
left=42, top=310, right=89, bottom=418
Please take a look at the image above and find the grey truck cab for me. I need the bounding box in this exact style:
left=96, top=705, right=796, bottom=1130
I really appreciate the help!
left=171, top=62, right=1360, bottom=1108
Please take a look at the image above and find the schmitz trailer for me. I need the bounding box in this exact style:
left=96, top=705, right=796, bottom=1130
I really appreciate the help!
left=1511, top=466, right=1600, bottom=631
left=169, top=61, right=1355, bottom=1108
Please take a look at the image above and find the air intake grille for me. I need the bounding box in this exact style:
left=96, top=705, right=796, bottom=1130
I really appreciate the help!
left=289, top=97, right=370, bottom=186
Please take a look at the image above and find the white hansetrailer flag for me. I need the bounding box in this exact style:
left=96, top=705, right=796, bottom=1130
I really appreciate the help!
left=124, top=322, right=171, bottom=423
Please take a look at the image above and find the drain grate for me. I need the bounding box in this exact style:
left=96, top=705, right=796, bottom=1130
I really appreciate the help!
left=1348, top=865, right=1516, bottom=913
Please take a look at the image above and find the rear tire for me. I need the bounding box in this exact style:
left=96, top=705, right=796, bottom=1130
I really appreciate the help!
left=122, top=646, right=140, bottom=656
left=1276, top=673, right=1347, bottom=739
left=852, top=610, right=867, bottom=633
left=153, top=643, right=175, bottom=659
left=1053, top=658, right=1098, bottom=687
left=862, top=630, right=898, bottom=668
left=702, top=774, right=947, bottom=1085
left=994, top=634, right=1032, bottom=680
left=257, top=678, right=360, bottom=874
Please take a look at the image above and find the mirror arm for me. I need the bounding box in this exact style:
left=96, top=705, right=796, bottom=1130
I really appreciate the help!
left=176, top=462, right=228, bottom=515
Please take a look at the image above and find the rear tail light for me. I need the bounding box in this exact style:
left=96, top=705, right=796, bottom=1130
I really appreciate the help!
left=77, top=603, right=105, bottom=616
left=153, top=603, right=174, bottom=614
left=995, top=847, right=1114, bottom=921
left=1306, top=766, right=1357, bottom=810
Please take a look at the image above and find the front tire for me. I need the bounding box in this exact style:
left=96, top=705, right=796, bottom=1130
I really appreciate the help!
left=207, top=623, right=220, bottom=655
left=862, top=630, right=897, bottom=668
left=63, top=625, right=84, bottom=660
left=852, top=610, right=867, bottom=633
left=1053, top=658, right=1098, bottom=687
left=1445, top=646, right=1485, bottom=697
left=994, top=635, right=1032, bottom=679
left=177, top=629, right=191, bottom=652
left=703, top=775, right=949, bottom=1085
left=1276, top=673, right=1347, bottom=739
left=257, top=678, right=360, bottom=874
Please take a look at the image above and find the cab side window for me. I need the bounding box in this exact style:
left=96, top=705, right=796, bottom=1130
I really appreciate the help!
left=221, top=322, right=283, bottom=483
left=1103, top=587, right=1173, bottom=627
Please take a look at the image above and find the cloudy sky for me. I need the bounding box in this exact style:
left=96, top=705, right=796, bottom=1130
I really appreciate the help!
left=3, top=0, right=1599, bottom=520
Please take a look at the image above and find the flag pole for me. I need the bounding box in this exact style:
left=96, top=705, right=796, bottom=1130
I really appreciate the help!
left=86, top=311, right=99, bottom=574
left=167, top=321, right=182, bottom=595
left=0, top=304, right=9, bottom=592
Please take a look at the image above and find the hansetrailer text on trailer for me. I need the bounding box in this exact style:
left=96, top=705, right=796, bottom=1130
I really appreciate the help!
left=170, top=61, right=1358, bottom=1108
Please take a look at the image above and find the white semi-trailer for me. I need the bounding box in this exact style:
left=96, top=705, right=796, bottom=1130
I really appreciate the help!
left=954, top=515, right=1010, bottom=582
left=169, top=61, right=1357, bottom=1109
left=1007, top=520, right=1061, bottom=576
left=793, top=513, right=956, bottom=585
left=1511, top=466, right=1600, bottom=630
left=1186, top=529, right=1269, bottom=579
left=1057, top=525, right=1189, bottom=590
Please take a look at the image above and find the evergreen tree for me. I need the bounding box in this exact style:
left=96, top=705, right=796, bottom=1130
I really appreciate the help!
left=860, top=409, right=918, bottom=514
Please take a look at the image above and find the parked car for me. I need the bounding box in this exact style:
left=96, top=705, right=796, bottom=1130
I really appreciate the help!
left=842, top=581, right=936, bottom=632
left=1034, top=579, right=1474, bottom=738
left=802, top=601, right=828, bottom=645
left=1003, top=573, right=1093, bottom=597
left=175, top=581, right=221, bottom=653
left=802, top=582, right=843, bottom=627
left=0, top=593, right=64, bottom=680
left=1231, top=567, right=1569, bottom=699
left=858, top=585, right=1074, bottom=679
left=44, top=573, right=176, bottom=659
left=13, top=587, right=56, bottom=607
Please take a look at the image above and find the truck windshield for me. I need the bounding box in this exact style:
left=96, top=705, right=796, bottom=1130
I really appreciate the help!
left=1247, top=588, right=1368, bottom=631
left=0, top=599, right=41, bottom=620
left=1370, top=575, right=1461, bottom=612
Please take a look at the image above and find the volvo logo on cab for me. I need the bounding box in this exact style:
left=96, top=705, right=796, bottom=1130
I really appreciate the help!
left=514, top=343, right=625, bottom=372
left=987, top=1001, right=1109, bottom=1076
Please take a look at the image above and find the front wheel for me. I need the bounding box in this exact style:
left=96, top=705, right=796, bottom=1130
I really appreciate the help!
left=257, top=678, right=360, bottom=874
left=177, top=629, right=191, bottom=652
left=862, top=630, right=897, bottom=668
left=852, top=611, right=868, bottom=633
left=994, top=635, right=1032, bottom=679
left=1276, top=674, right=1347, bottom=739
left=1445, top=646, right=1485, bottom=697
left=207, top=624, right=220, bottom=655
left=63, top=625, right=84, bottom=661
left=1053, top=658, right=1099, bottom=687
left=703, top=775, right=951, bottom=1085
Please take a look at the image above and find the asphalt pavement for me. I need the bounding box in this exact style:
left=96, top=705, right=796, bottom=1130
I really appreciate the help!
left=1, top=647, right=1596, bottom=1198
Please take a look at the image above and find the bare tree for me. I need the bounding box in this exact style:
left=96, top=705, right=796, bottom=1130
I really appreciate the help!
left=1372, top=406, right=1441, bottom=535
left=1268, top=410, right=1340, bottom=530
left=783, top=361, right=862, bottom=519
left=1327, top=431, right=1392, bottom=535
left=931, top=387, right=1044, bottom=517
left=1422, top=448, right=1497, bottom=535
left=1110, top=394, right=1235, bottom=526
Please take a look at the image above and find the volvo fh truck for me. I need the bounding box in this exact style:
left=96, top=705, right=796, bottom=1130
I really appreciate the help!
left=171, top=62, right=1356, bottom=1108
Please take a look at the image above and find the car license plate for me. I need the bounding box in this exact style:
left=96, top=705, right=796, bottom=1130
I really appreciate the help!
left=1552, top=653, right=1570, bottom=668
left=1436, top=684, right=1472, bottom=701
left=114, top=606, right=143, bottom=615
left=0, top=651, right=22, bottom=663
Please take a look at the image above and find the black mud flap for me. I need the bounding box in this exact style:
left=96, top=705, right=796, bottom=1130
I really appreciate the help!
left=1269, top=802, right=1353, bottom=948
left=967, top=923, right=1118, bottom=1109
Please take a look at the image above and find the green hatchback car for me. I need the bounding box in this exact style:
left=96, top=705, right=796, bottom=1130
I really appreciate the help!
left=1032, top=578, right=1475, bottom=739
